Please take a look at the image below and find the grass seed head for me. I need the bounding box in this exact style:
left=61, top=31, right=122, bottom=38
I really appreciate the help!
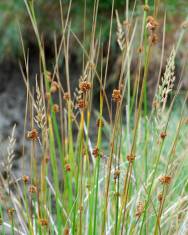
left=149, top=33, right=158, bottom=45
left=38, top=218, right=48, bottom=226
left=53, top=104, right=60, bottom=113
left=96, top=119, right=104, bottom=128
left=112, top=89, right=121, bottom=102
left=160, top=132, right=167, bottom=139
left=79, top=81, right=91, bottom=93
left=65, top=164, right=71, bottom=172
left=50, top=81, right=59, bottom=93
left=7, top=208, right=15, bottom=219
left=77, top=99, right=87, bottom=109
left=27, top=129, right=38, bottom=141
left=143, top=4, right=150, bottom=12
left=114, top=169, right=120, bottom=180
left=92, top=146, right=99, bottom=158
left=22, top=175, right=29, bottom=184
left=159, top=175, right=172, bottom=185
left=146, top=16, right=159, bottom=31
left=127, top=154, right=135, bottom=163
left=64, top=227, right=70, bottom=235
left=29, top=185, right=38, bottom=193
left=135, top=202, right=145, bottom=217
left=158, top=192, right=163, bottom=202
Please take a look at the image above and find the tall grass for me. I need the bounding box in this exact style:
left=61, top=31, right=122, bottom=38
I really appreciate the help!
left=0, top=0, right=188, bottom=234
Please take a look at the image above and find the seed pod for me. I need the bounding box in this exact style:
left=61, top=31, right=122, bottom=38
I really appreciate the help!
left=53, top=104, right=60, bottom=113
left=50, top=81, right=59, bottom=93
left=22, top=175, right=29, bottom=184
left=27, top=129, right=38, bottom=141
left=159, top=175, right=172, bottom=185
left=112, top=89, right=121, bottom=102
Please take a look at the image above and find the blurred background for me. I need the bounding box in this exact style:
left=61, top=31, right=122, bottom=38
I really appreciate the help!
left=0, top=0, right=188, bottom=170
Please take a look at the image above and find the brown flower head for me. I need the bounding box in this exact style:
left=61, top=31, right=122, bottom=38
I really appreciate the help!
left=112, top=89, right=122, bottom=102
left=114, top=169, right=120, bottom=180
left=149, top=33, right=158, bottom=45
left=65, top=164, right=71, bottom=172
left=63, top=92, right=70, bottom=101
left=29, top=185, right=38, bottom=193
left=39, top=218, right=48, bottom=226
left=135, top=202, right=145, bottom=217
left=77, top=99, right=87, bottom=109
left=137, top=45, right=144, bottom=54
left=96, top=119, right=104, bottom=128
left=143, top=4, right=150, bottom=12
left=53, top=104, right=60, bottom=113
left=22, top=175, right=29, bottom=184
left=160, top=132, right=167, bottom=139
left=159, top=175, right=172, bottom=185
left=146, top=16, right=159, bottom=31
left=7, top=208, right=15, bottom=218
left=158, top=192, right=163, bottom=202
left=64, top=227, right=70, bottom=235
left=27, top=129, right=38, bottom=141
left=92, top=146, right=99, bottom=158
left=45, top=92, right=51, bottom=101
left=127, top=154, right=135, bottom=163
left=79, top=81, right=91, bottom=93
left=50, top=81, right=59, bottom=93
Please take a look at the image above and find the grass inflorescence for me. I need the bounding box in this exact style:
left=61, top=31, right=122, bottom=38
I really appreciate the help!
left=1, top=0, right=188, bottom=234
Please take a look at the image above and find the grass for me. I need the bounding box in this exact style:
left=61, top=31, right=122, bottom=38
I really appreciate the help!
left=1, top=0, right=188, bottom=234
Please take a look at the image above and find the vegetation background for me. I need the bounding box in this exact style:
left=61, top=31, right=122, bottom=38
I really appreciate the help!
left=0, top=0, right=188, bottom=235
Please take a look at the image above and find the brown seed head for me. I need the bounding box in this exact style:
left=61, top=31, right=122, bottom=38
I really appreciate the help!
left=127, top=154, right=135, bottom=163
left=160, top=132, right=167, bottom=139
left=27, top=129, right=38, bottom=141
left=143, top=4, right=150, bottom=12
left=159, top=175, right=172, bottom=185
left=0, top=218, right=2, bottom=225
left=149, top=33, right=158, bottom=45
left=96, top=119, right=104, bottom=128
left=63, top=92, right=70, bottom=101
left=50, top=81, right=59, bottom=93
left=22, top=175, right=29, bottom=184
left=65, top=164, right=71, bottom=172
left=7, top=208, right=15, bottom=218
left=158, top=192, right=163, bottom=202
left=135, top=202, right=145, bottom=217
left=29, top=185, right=38, bottom=193
left=146, top=16, right=159, bottom=31
left=45, top=92, right=51, bottom=101
left=137, top=45, right=144, bottom=54
left=39, top=218, right=48, bottom=226
left=92, top=146, right=99, bottom=158
left=77, top=99, right=87, bottom=109
left=53, top=104, right=60, bottom=113
left=112, top=89, right=122, bottom=102
left=64, top=227, right=70, bottom=235
left=114, top=169, right=120, bottom=180
left=79, top=81, right=91, bottom=92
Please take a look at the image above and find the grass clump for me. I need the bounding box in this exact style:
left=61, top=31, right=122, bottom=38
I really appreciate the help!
left=1, top=0, right=188, bottom=234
